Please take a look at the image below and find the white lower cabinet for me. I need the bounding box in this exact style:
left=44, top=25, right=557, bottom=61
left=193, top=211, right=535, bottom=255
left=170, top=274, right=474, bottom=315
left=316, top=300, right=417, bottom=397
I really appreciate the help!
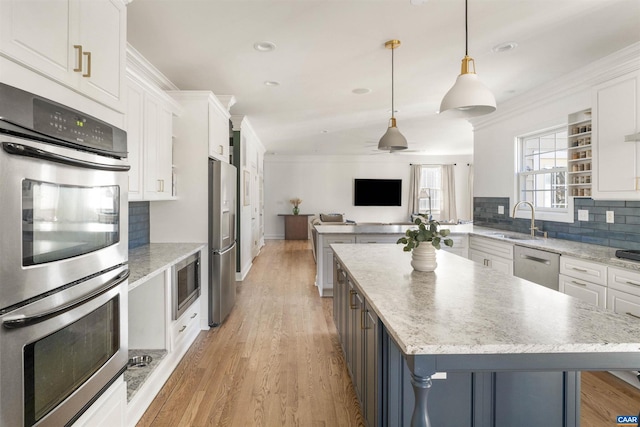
left=127, top=248, right=204, bottom=426
left=468, top=236, right=514, bottom=276
left=559, top=273, right=607, bottom=308
left=559, top=256, right=607, bottom=308
left=72, top=376, right=126, bottom=427
left=607, top=266, right=640, bottom=320
left=441, top=234, right=468, bottom=258
left=171, top=298, right=201, bottom=352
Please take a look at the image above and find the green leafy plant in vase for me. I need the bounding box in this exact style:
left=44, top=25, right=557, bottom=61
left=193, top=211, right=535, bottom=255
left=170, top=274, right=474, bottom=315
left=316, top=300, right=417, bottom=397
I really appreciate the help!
left=397, top=215, right=454, bottom=271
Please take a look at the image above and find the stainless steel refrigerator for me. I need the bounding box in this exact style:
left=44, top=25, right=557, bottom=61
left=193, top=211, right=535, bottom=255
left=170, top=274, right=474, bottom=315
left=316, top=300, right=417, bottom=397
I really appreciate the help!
left=208, top=159, right=237, bottom=326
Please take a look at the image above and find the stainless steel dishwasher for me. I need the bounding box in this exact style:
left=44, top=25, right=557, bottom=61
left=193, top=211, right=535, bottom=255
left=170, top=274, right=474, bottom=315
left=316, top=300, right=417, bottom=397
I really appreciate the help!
left=513, top=245, right=560, bottom=291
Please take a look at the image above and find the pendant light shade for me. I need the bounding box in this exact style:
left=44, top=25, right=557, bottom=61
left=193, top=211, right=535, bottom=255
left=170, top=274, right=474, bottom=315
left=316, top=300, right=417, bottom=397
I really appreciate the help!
left=379, top=40, right=408, bottom=151
left=440, top=0, right=496, bottom=117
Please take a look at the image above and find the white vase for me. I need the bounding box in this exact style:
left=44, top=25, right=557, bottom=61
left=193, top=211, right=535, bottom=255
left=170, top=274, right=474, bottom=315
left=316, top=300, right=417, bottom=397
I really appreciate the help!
left=411, top=243, right=437, bottom=272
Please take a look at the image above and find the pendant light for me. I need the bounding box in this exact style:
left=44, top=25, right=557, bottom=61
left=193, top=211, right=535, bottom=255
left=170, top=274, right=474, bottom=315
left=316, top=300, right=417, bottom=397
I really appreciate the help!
left=440, top=0, right=496, bottom=117
left=378, top=39, right=408, bottom=151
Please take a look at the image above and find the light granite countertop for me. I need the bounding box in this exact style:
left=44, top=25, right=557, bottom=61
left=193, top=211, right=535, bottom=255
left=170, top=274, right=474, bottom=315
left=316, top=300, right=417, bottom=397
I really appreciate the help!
left=331, top=244, right=640, bottom=357
left=316, top=223, right=640, bottom=272
left=128, top=243, right=207, bottom=291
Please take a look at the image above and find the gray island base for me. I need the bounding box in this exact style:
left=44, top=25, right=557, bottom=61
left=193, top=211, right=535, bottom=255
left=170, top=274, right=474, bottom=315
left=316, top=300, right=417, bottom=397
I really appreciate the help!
left=331, top=244, right=640, bottom=427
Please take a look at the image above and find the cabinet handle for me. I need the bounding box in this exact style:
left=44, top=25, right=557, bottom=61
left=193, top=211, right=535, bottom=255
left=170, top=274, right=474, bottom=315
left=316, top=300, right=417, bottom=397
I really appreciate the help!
left=571, top=267, right=588, bottom=273
left=190, top=313, right=197, bottom=319
left=625, top=312, right=640, bottom=320
left=625, top=280, right=640, bottom=288
left=179, top=325, right=187, bottom=333
left=82, top=51, right=92, bottom=77
left=361, top=309, right=366, bottom=330
left=570, top=280, right=587, bottom=287
left=158, top=179, right=165, bottom=192
left=624, top=132, right=640, bottom=142
left=219, top=145, right=224, bottom=155
left=73, top=45, right=83, bottom=72
left=349, top=290, right=357, bottom=309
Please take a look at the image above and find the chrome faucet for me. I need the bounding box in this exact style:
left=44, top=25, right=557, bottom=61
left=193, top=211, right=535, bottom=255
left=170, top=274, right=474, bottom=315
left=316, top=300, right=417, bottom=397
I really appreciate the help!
left=512, top=200, right=544, bottom=238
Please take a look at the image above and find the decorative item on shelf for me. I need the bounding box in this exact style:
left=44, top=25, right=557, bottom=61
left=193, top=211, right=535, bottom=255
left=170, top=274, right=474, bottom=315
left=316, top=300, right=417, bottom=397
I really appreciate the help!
left=439, top=0, right=496, bottom=117
left=378, top=39, right=408, bottom=151
left=290, top=197, right=302, bottom=215
left=397, top=215, right=454, bottom=272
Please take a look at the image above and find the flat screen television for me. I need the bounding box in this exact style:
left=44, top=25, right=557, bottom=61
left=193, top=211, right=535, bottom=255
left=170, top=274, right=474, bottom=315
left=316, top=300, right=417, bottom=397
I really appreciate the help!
left=354, top=179, right=402, bottom=206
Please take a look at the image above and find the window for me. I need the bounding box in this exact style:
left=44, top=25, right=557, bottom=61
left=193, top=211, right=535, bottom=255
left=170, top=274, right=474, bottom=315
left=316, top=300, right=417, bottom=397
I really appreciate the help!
left=516, top=126, right=572, bottom=221
left=418, top=166, right=442, bottom=218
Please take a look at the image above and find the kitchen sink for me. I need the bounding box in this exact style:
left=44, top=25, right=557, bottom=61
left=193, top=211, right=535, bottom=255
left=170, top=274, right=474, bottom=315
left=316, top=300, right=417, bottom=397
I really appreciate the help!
left=484, top=232, right=537, bottom=241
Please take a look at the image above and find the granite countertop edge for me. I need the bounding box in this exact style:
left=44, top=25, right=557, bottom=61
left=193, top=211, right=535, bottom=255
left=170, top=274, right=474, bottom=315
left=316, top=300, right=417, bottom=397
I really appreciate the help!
left=128, top=243, right=207, bottom=291
left=331, top=244, right=640, bottom=357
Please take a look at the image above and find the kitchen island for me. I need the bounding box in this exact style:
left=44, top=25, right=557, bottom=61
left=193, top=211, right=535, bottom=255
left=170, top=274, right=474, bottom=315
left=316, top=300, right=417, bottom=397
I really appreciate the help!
left=331, top=244, right=640, bottom=427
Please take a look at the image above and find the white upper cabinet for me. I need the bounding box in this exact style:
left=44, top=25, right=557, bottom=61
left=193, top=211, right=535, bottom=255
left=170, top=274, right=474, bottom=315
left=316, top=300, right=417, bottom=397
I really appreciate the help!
left=126, top=78, right=145, bottom=200
left=208, top=99, right=231, bottom=162
left=591, top=70, right=640, bottom=199
left=126, top=47, right=182, bottom=202
left=0, top=0, right=126, bottom=111
left=169, top=91, right=233, bottom=164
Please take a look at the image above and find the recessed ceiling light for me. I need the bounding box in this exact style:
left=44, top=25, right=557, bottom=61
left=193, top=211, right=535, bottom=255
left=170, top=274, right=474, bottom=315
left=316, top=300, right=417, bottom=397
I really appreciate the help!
left=264, top=81, right=280, bottom=87
left=254, top=41, right=276, bottom=52
left=492, top=41, right=518, bottom=53
left=352, top=88, right=372, bottom=95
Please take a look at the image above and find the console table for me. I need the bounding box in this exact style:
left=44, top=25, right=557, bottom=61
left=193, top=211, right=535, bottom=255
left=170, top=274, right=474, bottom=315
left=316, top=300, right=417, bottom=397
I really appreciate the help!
left=279, top=214, right=312, bottom=240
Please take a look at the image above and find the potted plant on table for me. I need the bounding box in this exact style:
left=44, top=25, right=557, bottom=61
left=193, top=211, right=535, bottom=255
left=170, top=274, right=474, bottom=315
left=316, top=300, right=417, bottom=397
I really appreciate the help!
left=290, top=197, right=302, bottom=215
left=397, top=214, right=454, bottom=272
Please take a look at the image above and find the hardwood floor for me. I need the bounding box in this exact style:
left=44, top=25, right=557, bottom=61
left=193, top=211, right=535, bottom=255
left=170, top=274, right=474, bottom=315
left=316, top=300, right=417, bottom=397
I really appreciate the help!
left=137, top=240, right=640, bottom=426
left=137, top=240, right=363, bottom=427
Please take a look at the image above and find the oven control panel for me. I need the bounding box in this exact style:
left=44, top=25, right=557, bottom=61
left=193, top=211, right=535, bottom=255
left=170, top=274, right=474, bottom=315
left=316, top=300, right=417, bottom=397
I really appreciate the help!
left=33, top=99, right=114, bottom=149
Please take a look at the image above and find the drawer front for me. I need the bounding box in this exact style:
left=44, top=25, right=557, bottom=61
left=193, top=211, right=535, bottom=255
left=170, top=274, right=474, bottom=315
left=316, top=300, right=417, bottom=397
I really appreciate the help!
left=171, top=299, right=201, bottom=349
left=608, top=266, right=640, bottom=297
left=559, top=274, right=606, bottom=308
left=469, top=236, right=513, bottom=260
left=607, top=288, right=640, bottom=320
left=355, top=234, right=402, bottom=244
left=324, top=235, right=356, bottom=248
left=559, top=256, right=607, bottom=286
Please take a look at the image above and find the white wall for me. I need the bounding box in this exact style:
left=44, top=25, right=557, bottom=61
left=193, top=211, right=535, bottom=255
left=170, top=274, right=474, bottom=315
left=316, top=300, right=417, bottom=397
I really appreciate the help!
left=472, top=43, right=639, bottom=204
left=263, top=154, right=473, bottom=239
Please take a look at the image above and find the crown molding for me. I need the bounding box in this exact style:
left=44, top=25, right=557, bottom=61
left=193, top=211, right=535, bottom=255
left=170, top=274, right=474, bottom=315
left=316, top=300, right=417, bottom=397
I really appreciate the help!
left=471, top=42, right=640, bottom=131
left=126, top=43, right=180, bottom=92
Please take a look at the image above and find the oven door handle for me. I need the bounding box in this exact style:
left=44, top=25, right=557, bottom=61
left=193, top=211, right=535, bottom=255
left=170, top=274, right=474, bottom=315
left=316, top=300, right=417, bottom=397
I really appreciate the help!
left=2, top=141, right=131, bottom=172
left=2, top=269, right=130, bottom=329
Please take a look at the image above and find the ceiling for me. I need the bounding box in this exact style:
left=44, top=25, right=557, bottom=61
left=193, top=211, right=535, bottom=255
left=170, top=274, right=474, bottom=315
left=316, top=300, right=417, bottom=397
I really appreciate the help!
left=127, top=0, right=640, bottom=156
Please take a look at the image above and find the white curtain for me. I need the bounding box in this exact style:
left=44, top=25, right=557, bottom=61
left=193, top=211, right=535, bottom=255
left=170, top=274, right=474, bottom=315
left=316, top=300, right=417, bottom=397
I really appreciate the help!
left=408, top=164, right=421, bottom=217
left=441, top=164, right=457, bottom=222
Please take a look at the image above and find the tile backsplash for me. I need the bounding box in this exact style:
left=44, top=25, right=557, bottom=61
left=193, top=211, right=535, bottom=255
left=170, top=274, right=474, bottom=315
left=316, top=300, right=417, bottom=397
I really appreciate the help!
left=474, top=197, right=640, bottom=250
left=129, top=201, right=150, bottom=249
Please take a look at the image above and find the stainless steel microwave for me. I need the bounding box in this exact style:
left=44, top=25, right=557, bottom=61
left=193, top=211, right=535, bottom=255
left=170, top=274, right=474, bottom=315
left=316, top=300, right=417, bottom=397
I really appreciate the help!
left=172, top=251, right=201, bottom=320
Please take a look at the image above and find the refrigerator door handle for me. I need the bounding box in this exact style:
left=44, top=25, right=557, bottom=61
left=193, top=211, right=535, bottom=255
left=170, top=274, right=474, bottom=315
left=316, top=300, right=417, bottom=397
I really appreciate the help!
left=213, top=242, right=236, bottom=256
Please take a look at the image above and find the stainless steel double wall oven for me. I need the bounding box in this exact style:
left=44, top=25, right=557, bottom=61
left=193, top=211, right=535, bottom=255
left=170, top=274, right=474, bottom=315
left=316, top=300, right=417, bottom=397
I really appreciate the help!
left=0, top=83, right=130, bottom=427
